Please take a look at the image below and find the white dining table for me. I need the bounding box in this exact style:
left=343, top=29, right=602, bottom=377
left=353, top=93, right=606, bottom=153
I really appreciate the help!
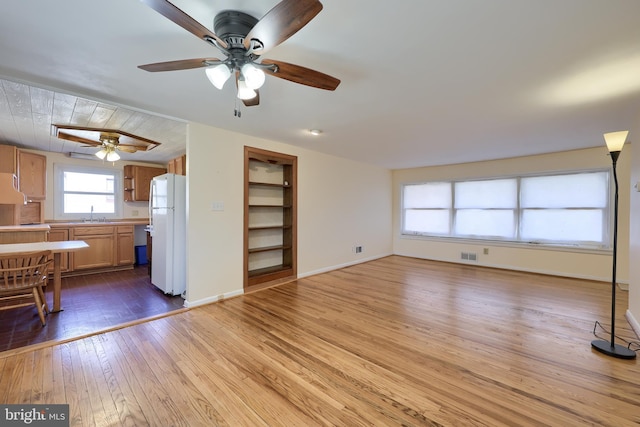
left=0, top=240, right=89, bottom=312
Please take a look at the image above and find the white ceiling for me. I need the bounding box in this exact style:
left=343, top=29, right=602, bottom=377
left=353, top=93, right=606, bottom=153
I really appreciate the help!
left=1, top=0, right=639, bottom=169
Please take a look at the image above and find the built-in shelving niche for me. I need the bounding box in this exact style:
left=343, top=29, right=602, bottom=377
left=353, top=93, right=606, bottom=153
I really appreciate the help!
left=244, top=146, right=297, bottom=291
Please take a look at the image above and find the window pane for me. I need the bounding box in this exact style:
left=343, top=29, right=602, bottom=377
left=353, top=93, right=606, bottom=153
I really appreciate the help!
left=521, top=209, right=603, bottom=242
left=404, top=209, right=450, bottom=234
left=455, top=179, right=517, bottom=208
left=64, top=194, right=115, bottom=214
left=403, top=183, right=451, bottom=208
left=64, top=171, right=114, bottom=193
left=455, top=209, right=515, bottom=238
left=521, top=172, right=608, bottom=208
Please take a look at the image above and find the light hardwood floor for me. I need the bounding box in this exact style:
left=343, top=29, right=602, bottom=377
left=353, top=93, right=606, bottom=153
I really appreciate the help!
left=1, top=255, right=639, bottom=426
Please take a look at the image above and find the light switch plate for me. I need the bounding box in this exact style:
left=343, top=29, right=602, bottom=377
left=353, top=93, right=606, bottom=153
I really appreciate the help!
left=211, top=201, right=224, bottom=211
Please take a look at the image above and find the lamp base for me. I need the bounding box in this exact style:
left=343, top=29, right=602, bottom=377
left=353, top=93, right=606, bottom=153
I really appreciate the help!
left=591, top=339, right=636, bottom=359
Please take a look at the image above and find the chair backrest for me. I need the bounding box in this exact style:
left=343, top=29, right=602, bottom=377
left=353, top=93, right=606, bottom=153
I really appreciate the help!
left=0, top=250, right=52, bottom=293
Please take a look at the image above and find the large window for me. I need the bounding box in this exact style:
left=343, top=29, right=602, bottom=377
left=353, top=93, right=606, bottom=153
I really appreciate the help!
left=401, top=170, right=610, bottom=248
left=54, top=164, right=123, bottom=220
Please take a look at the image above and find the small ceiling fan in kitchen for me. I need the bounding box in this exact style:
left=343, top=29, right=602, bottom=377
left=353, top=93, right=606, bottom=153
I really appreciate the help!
left=137, top=0, right=340, bottom=114
left=51, top=124, right=161, bottom=161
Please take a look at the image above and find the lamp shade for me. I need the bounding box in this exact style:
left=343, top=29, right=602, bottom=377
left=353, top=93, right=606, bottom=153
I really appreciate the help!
left=237, top=78, right=257, bottom=100
left=604, top=131, right=628, bottom=152
left=95, top=148, right=107, bottom=159
left=205, top=64, right=231, bottom=90
left=241, top=63, right=265, bottom=90
left=106, top=151, right=120, bottom=162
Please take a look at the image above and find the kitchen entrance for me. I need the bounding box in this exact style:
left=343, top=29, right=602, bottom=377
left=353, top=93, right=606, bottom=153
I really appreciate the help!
left=0, top=264, right=185, bottom=353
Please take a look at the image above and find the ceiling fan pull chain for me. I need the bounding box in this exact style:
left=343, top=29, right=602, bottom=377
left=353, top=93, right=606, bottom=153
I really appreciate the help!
left=234, top=98, right=242, bottom=118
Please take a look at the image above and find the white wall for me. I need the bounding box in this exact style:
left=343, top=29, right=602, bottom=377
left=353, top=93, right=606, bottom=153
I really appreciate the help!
left=392, top=147, right=631, bottom=283
left=185, top=123, right=392, bottom=306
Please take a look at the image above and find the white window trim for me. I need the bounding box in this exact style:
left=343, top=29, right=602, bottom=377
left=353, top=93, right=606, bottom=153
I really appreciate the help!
left=400, top=168, right=612, bottom=251
left=53, top=163, right=123, bottom=220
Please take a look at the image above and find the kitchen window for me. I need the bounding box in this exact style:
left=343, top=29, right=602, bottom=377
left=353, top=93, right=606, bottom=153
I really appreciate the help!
left=54, top=164, right=123, bottom=220
left=401, top=170, right=611, bottom=249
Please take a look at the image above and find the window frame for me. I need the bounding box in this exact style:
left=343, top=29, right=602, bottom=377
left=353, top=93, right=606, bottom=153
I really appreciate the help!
left=400, top=168, right=611, bottom=250
left=53, top=163, right=123, bottom=221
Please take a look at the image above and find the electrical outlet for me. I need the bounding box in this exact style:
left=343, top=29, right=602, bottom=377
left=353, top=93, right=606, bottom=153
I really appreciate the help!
left=354, top=245, right=363, bottom=254
left=483, top=248, right=489, bottom=255
left=131, top=210, right=139, bottom=217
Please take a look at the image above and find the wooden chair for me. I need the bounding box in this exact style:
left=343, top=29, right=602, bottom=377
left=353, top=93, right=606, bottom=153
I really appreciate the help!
left=0, top=250, right=52, bottom=326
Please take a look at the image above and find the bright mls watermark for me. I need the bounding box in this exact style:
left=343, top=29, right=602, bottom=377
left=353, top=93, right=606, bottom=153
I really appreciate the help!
left=0, top=405, right=69, bottom=426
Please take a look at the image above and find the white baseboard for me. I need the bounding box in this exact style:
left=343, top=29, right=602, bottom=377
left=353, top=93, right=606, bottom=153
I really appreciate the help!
left=626, top=310, right=640, bottom=340
left=297, top=253, right=392, bottom=279
left=395, top=252, right=619, bottom=283
left=183, top=254, right=392, bottom=308
left=184, top=289, right=244, bottom=308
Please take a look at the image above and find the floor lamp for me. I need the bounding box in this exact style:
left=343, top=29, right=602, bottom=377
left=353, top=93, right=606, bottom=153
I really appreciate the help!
left=591, top=130, right=636, bottom=359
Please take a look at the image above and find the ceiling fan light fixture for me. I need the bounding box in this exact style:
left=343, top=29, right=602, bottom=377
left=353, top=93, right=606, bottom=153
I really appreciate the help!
left=237, top=78, right=257, bottom=100
left=205, top=64, right=232, bottom=90
left=241, top=63, right=266, bottom=90
left=95, top=148, right=108, bottom=160
left=106, top=150, right=121, bottom=162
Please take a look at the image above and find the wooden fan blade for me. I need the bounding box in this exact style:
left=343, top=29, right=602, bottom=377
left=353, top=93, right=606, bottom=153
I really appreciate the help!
left=56, top=131, right=102, bottom=147
left=140, top=0, right=227, bottom=49
left=243, top=0, right=322, bottom=55
left=262, top=59, right=340, bottom=90
left=138, top=58, right=222, bottom=72
left=117, top=145, right=138, bottom=153
left=52, top=125, right=161, bottom=151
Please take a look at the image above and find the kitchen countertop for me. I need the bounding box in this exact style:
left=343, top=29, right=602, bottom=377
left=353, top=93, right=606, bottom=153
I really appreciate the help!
left=47, top=220, right=149, bottom=228
left=0, top=224, right=50, bottom=232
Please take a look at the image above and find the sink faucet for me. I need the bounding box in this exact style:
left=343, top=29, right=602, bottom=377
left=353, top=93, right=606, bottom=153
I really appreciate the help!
left=90, top=205, right=93, bottom=223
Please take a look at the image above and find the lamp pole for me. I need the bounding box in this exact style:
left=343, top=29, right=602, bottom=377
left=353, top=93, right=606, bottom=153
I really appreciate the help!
left=591, top=131, right=636, bottom=359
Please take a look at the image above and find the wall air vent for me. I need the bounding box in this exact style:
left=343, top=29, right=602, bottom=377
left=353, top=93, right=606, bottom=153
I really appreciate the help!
left=461, top=252, right=477, bottom=261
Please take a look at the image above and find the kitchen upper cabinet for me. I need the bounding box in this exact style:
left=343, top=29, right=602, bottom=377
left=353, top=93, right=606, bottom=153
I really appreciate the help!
left=0, top=145, right=18, bottom=175
left=123, top=165, right=166, bottom=201
left=18, top=151, right=46, bottom=199
left=167, top=155, right=186, bottom=176
left=0, top=145, right=46, bottom=225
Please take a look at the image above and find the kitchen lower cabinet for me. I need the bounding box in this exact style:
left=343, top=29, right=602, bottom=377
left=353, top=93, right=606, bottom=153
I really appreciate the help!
left=71, top=226, right=115, bottom=270
left=116, top=226, right=135, bottom=265
left=48, top=223, right=139, bottom=274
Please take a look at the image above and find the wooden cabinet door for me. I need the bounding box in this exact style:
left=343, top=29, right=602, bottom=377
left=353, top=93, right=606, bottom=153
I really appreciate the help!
left=167, top=155, right=186, bottom=175
left=18, top=151, right=46, bottom=199
left=19, top=201, right=44, bottom=225
left=135, top=166, right=166, bottom=200
left=117, top=226, right=135, bottom=265
left=123, top=165, right=166, bottom=201
left=72, top=234, right=115, bottom=270
left=71, top=226, right=115, bottom=270
left=0, top=144, right=18, bottom=174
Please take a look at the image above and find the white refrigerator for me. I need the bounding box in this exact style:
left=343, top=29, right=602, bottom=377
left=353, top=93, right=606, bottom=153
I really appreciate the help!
left=149, top=173, right=186, bottom=296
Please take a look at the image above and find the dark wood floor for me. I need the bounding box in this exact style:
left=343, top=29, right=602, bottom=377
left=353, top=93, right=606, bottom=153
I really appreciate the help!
left=0, top=265, right=185, bottom=353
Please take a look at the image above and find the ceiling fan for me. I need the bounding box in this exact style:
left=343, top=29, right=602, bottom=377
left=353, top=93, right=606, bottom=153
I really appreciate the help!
left=51, top=125, right=161, bottom=161
left=137, top=0, right=340, bottom=110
